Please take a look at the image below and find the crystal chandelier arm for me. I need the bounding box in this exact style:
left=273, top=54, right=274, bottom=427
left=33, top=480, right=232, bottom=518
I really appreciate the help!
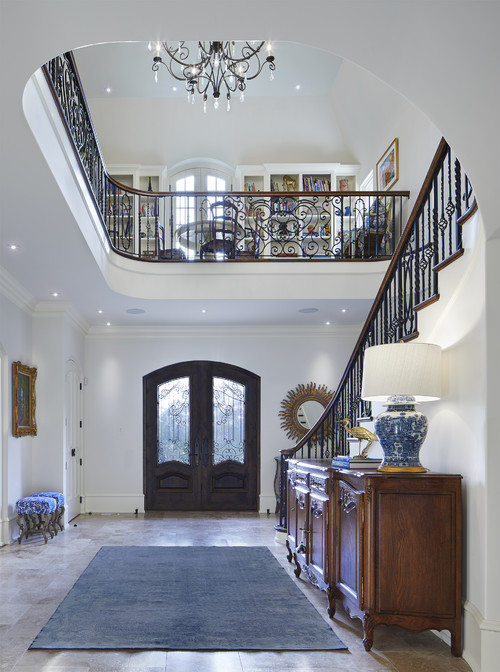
left=225, top=42, right=275, bottom=81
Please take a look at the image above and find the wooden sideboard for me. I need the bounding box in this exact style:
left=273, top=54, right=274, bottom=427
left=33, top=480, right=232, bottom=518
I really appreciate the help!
left=286, top=459, right=462, bottom=655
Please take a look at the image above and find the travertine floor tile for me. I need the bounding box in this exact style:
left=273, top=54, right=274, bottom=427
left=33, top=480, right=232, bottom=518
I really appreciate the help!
left=0, top=512, right=471, bottom=672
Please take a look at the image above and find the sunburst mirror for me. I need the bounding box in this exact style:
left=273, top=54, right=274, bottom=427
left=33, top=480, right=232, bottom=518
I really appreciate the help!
left=279, top=382, right=334, bottom=441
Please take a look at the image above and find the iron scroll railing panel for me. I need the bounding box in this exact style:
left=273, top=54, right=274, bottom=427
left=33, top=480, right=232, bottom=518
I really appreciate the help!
left=42, top=53, right=409, bottom=262
left=45, top=53, right=107, bottom=221
left=276, top=138, right=476, bottom=530
left=100, top=188, right=409, bottom=261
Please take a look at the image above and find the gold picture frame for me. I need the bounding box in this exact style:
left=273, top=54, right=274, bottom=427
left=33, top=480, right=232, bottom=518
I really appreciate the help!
left=376, top=138, right=399, bottom=191
left=13, top=361, right=37, bottom=437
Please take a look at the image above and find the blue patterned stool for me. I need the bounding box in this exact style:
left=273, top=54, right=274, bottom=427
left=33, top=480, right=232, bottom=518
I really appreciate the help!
left=16, top=496, right=56, bottom=544
left=31, top=492, right=65, bottom=532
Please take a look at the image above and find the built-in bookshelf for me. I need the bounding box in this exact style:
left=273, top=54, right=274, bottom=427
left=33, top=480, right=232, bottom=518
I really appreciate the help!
left=235, top=163, right=359, bottom=193
left=234, top=163, right=360, bottom=256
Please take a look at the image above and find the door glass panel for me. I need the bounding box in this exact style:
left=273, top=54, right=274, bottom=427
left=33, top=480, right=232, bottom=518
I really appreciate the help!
left=158, top=377, right=190, bottom=465
left=213, top=377, right=245, bottom=465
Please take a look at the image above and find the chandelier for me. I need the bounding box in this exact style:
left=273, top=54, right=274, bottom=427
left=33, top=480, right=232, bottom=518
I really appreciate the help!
left=149, top=41, right=276, bottom=111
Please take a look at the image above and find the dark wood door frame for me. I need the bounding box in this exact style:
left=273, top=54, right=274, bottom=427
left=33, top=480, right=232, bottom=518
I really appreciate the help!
left=143, top=360, right=260, bottom=511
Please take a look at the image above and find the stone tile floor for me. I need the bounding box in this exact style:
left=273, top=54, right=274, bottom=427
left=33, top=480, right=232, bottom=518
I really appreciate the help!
left=0, top=511, right=472, bottom=671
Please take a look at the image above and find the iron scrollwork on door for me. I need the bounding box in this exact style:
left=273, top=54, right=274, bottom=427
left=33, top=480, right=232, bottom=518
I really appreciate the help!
left=212, top=377, right=246, bottom=464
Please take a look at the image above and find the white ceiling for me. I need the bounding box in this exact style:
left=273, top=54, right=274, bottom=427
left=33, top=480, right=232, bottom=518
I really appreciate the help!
left=73, top=41, right=344, bottom=100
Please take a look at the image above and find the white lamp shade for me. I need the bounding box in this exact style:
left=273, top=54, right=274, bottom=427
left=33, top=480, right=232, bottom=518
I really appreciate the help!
left=361, top=342, right=442, bottom=402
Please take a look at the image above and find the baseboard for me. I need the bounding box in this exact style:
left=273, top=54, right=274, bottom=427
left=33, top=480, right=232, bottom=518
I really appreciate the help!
left=0, top=515, right=17, bottom=546
left=460, top=599, right=500, bottom=672
left=259, top=494, right=278, bottom=514
left=83, top=494, right=145, bottom=514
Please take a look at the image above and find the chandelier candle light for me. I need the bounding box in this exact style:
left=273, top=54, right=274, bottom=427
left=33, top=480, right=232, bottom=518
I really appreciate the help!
left=150, top=40, right=276, bottom=111
left=361, top=342, right=442, bottom=472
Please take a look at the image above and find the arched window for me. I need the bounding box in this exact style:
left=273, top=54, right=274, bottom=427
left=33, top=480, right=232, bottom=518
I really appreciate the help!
left=170, top=162, right=233, bottom=258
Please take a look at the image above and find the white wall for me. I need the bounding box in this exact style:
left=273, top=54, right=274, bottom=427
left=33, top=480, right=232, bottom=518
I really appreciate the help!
left=399, top=212, right=487, bottom=672
left=31, top=305, right=86, bottom=495
left=0, top=286, right=86, bottom=544
left=86, top=94, right=355, bottom=169
left=0, top=288, right=34, bottom=545
left=331, top=60, right=442, bottom=203
left=83, top=325, right=357, bottom=513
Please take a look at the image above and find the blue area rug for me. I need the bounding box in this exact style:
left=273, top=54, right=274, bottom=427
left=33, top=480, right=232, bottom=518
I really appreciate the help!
left=30, top=545, right=345, bottom=650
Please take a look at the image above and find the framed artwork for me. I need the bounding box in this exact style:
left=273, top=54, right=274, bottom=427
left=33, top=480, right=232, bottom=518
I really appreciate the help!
left=338, top=178, right=349, bottom=192
left=376, top=138, right=399, bottom=191
left=13, top=361, right=37, bottom=437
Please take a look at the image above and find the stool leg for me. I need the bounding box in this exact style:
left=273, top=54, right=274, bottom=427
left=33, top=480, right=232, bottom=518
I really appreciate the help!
left=56, top=505, right=65, bottom=531
left=16, top=513, right=26, bottom=544
left=40, top=513, right=50, bottom=544
left=25, top=514, right=38, bottom=539
left=50, top=511, right=58, bottom=536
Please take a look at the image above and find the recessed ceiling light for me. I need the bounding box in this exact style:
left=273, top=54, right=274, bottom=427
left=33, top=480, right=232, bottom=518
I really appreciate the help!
left=126, top=308, right=145, bottom=315
left=325, top=321, right=331, bottom=326
left=8, top=244, right=18, bottom=250
left=295, top=84, right=301, bottom=90
left=341, top=308, right=348, bottom=313
left=105, top=87, right=112, bottom=94
left=51, top=292, right=59, bottom=297
left=201, top=309, right=207, bottom=314
left=299, top=307, right=318, bottom=314
left=172, top=86, right=177, bottom=92
left=97, top=309, right=103, bottom=314
left=106, top=322, right=111, bottom=326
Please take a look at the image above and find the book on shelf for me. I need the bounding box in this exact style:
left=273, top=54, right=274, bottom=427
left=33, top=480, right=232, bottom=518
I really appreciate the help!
left=302, top=176, right=331, bottom=192
left=331, top=456, right=381, bottom=469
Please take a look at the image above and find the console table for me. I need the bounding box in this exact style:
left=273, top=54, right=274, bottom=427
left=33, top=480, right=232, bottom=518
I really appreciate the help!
left=286, top=459, right=462, bottom=655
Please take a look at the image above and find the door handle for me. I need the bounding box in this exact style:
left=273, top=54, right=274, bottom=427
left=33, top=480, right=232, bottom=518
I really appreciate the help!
left=203, top=437, right=209, bottom=467
left=194, top=437, right=200, bottom=466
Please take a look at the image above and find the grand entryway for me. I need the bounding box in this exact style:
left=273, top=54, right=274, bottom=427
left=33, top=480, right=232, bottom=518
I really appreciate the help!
left=143, top=361, right=260, bottom=510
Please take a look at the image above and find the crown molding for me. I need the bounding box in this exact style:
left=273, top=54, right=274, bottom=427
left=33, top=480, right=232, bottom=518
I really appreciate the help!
left=33, top=301, right=89, bottom=335
left=86, top=323, right=361, bottom=339
left=0, top=266, right=36, bottom=314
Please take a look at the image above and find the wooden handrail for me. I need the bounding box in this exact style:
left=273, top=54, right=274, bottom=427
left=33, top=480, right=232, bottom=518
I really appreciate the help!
left=276, top=137, right=476, bottom=530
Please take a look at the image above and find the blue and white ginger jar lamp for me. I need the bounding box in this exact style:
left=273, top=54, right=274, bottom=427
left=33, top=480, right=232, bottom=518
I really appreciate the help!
left=361, top=342, right=442, bottom=473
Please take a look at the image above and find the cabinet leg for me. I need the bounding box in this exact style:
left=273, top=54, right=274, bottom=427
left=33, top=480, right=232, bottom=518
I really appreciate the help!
left=363, top=613, right=374, bottom=652
left=451, top=628, right=462, bottom=657
left=327, top=585, right=337, bottom=618
left=292, top=553, right=302, bottom=578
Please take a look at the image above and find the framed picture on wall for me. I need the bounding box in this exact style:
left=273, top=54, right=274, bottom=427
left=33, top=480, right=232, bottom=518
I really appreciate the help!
left=376, top=138, right=399, bottom=191
left=13, top=361, right=37, bottom=437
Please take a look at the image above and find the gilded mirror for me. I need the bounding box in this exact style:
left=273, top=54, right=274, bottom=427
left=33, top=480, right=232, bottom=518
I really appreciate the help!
left=279, top=382, right=333, bottom=441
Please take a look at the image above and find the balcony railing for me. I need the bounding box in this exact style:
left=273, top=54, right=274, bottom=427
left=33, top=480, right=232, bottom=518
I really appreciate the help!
left=276, top=137, right=476, bottom=530
left=104, top=181, right=409, bottom=261
left=43, top=52, right=409, bottom=262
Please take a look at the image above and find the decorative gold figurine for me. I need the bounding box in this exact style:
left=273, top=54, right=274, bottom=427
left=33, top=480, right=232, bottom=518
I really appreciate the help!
left=342, top=418, right=377, bottom=458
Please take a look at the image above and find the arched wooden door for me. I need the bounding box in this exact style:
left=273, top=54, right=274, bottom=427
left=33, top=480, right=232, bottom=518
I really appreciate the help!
left=143, top=361, right=260, bottom=511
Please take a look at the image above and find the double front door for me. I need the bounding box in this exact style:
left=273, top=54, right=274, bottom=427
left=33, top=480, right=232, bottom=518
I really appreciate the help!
left=143, top=361, right=260, bottom=510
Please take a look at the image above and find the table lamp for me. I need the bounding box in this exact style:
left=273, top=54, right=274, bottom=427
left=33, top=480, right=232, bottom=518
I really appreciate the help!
left=361, top=342, right=441, bottom=472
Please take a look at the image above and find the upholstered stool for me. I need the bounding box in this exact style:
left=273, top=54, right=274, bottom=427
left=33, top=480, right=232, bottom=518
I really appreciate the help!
left=16, top=496, right=57, bottom=544
left=31, top=492, right=65, bottom=532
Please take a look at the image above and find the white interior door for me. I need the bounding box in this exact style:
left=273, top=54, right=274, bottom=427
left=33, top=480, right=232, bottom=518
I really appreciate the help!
left=65, top=359, right=82, bottom=521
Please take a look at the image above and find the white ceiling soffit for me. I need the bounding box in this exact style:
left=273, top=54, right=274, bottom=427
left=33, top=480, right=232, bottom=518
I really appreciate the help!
left=73, top=41, right=344, bottom=100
